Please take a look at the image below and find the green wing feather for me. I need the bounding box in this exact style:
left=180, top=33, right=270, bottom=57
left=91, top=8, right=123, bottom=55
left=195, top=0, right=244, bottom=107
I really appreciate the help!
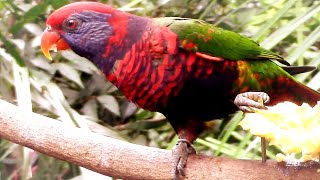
left=153, top=17, right=290, bottom=66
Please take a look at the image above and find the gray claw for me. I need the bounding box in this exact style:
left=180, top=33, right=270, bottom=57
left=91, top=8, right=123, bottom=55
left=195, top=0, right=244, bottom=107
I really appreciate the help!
left=172, top=139, right=195, bottom=179
left=234, top=92, right=270, bottom=112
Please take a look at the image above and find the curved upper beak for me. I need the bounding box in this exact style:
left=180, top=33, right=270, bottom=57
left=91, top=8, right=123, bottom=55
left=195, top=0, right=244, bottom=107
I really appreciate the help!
left=41, top=27, right=70, bottom=60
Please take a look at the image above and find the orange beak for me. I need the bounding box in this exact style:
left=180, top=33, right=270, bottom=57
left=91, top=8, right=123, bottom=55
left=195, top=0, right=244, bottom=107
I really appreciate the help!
left=41, top=27, right=70, bottom=60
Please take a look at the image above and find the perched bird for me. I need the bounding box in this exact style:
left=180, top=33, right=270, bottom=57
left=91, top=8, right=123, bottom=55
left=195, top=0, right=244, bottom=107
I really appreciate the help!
left=41, top=1, right=320, bottom=178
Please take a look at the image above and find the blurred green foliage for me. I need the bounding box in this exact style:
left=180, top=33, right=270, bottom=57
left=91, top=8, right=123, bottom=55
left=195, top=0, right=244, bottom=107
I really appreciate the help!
left=0, top=0, right=319, bottom=179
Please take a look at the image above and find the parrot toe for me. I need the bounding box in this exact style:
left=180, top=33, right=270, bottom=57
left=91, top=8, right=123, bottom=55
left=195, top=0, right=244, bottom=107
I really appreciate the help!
left=234, top=91, right=270, bottom=112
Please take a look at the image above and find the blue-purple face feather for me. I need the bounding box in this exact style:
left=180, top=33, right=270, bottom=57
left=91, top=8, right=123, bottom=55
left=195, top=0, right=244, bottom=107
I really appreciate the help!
left=61, top=12, right=112, bottom=60
left=59, top=10, right=150, bottom=74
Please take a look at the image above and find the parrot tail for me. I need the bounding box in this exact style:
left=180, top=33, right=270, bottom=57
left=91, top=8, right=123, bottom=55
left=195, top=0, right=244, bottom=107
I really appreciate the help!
left=275, top=81, right=320, bottom=107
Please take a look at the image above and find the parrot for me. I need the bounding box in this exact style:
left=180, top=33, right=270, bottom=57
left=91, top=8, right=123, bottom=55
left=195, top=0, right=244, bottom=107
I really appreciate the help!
left=40, top=1, right=320, bottom=179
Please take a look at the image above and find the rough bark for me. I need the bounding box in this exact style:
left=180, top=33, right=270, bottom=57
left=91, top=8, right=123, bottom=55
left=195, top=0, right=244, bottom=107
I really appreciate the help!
left=0, top=99, right=319, bottom=180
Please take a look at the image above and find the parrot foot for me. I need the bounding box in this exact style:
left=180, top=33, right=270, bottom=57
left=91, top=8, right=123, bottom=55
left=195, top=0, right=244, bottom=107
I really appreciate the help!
left=234, top=92, right=270, bottom=113
left=234, top=91, right=270, bottom=163
left=172, top=139, right=196, bottom=180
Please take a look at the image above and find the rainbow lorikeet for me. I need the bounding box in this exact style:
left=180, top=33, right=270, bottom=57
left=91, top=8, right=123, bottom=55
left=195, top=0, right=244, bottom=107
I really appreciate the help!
left=41, top=1, right=320, bottom=178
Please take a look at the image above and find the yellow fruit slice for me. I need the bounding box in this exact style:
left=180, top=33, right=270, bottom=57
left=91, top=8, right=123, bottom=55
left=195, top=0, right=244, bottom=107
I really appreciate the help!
left=239, top=101, right=320, bottom=162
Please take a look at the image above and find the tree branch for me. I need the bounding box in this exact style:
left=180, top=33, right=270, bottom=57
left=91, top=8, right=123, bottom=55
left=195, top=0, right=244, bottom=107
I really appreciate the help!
left=0, top=99, right=319, bottom=180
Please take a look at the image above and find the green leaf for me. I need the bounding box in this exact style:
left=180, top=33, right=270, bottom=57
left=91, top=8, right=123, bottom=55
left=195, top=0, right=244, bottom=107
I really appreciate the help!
left=55, top=63, right=84, bottom=88
left=214, top=112, right=243, bottom=156
left=97, top=95, right=120, bottom=116
left=10, top=3, right=48, bottom=34
left=81, top=99, right=98, bottom=119
left=287, top=25, right=320, bottom=64
left=307, top=72, right=320, bottom=90
left=47, top=0, right=69, bottom=9
left=213, top=0, right=252, bottom=26
left=2, top=1, right=20, bottom=12
left=61, top=51, right=99, bottom=74
left=295, top=54, right=320, bottom=83
left=261, top=2, right=320, bottom=49
left=0, top=32, right=25, bottom=66
left=198, top=0, right=217, bottom=20
left=120, top=101, right=138, bottom=119
left=253, top=0, right=298, bottom=41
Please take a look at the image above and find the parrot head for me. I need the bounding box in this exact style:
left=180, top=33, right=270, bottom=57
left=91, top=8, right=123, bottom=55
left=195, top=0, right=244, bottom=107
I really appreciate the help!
left=41, top=2, right=129, bottom=61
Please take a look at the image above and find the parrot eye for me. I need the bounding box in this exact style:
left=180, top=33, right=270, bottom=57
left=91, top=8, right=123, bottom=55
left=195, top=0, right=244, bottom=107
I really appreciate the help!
left=64, top=18, right=79, bottom=30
